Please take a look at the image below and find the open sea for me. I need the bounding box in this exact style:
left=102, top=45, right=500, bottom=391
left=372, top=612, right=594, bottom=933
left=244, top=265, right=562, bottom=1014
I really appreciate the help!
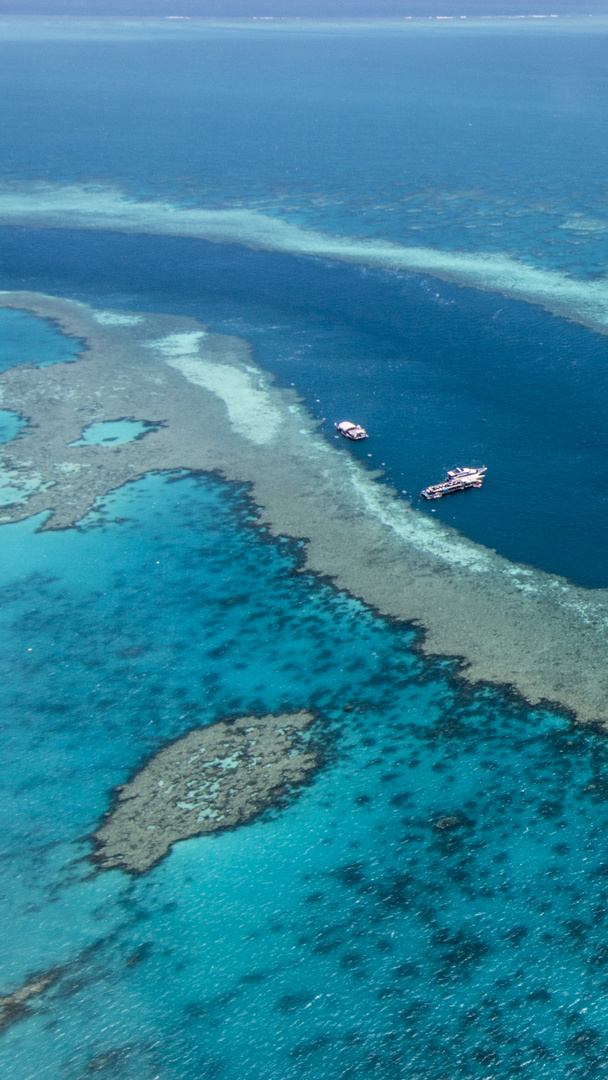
left=3, top=12, right=608, bottom=1079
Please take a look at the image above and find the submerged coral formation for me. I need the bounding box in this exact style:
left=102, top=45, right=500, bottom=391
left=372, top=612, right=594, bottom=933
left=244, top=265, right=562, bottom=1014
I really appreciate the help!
left=93, top=711, right=318, bottom=874
left=0, top=970, right=60, bottom=1034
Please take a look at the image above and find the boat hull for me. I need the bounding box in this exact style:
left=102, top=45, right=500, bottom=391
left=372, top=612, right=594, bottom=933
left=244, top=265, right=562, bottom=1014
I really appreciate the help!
left=336, top=421, right=368, bottom=441
left=421, top=467, right=486, bottom=500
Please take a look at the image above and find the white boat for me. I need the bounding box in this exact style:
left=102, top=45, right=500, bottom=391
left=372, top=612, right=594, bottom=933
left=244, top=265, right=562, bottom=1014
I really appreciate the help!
left=335, top=421, right=369, bottom=441
left=421, top=466, right=487, bottom=500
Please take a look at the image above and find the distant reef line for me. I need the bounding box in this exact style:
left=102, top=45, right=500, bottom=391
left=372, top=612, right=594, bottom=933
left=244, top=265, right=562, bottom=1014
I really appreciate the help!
left=1, top=289, right=608, bottom=729
left=0, top=18, right=601, bottom=42
left=2, top=184, right=608, bottom=336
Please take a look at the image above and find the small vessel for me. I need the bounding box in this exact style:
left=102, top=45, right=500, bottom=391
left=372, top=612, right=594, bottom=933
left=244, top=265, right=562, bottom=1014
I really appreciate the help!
left=421, top=465, right=487, bottom=500
left=336, top=421, right=369, bottom=441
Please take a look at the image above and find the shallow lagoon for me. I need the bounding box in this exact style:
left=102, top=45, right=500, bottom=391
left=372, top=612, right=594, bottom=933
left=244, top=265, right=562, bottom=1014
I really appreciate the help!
left=69, top=417, right=160, bottom=447
left=0, top=408, right=24, bottom=443
left=3, top=471, right=608, bottom=1079
left=0, top=307, right=82, bottom=370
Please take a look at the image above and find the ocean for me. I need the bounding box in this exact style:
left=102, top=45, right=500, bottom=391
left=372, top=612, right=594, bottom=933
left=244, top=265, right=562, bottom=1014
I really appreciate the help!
left=2, top=14, right=608, bottom=1079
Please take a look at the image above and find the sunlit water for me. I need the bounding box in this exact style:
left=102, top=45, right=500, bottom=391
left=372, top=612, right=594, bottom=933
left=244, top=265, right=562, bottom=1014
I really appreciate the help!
left=3, top=17, right=608, bottom=1080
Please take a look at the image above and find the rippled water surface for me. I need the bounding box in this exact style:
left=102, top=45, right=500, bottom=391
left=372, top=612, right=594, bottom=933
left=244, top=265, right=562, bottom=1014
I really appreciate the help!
left=2, top=472, right=608, bottom=1080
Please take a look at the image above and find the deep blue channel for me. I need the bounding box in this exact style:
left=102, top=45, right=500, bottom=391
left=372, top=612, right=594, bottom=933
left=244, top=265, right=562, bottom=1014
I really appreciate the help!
left=1, top=225, right=607, bottom=587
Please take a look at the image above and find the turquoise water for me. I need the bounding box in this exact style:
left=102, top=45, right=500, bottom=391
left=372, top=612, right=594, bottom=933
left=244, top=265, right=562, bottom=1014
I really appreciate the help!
left=0, top=307, right=82, bottom=370
left=3, top=17, right=608, bottom=1079
left=0, top=408, right=25, bottom=443
left=4, top=471, right=608, bottom=1080
left=69, top=418, right=161, bottom=446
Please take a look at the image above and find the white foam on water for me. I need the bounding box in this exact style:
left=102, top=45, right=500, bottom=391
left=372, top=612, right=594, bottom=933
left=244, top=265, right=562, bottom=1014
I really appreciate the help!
left=3, top=183, right=608, bottom=335
left=146, top=334, right=282, bottom=445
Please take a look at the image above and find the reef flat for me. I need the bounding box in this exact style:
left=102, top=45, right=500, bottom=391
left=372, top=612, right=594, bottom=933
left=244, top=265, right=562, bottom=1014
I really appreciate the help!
left=93, top=711, right=318, bottom=874
left=2, top=290, right=608, bottom=726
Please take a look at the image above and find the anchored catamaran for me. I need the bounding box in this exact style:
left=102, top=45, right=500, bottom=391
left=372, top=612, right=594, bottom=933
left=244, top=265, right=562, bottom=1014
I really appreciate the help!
left=421, top=466, right=487, bottom=500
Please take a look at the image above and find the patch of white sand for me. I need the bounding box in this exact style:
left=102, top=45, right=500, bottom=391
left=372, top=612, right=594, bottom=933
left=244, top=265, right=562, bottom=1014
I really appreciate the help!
left=53, top=461, right=91, bottom=473
left=92, top=311, right=145, bottom=326
left=146, top=333, right=282, bottom=445
left=145, top=331, right=207, bottom=356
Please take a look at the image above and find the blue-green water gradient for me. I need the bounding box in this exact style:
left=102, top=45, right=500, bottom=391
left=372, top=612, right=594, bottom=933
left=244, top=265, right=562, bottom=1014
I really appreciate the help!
left=3, top=21, right=608, bottom=1079
left=2, top=472, right=608, bottom=1079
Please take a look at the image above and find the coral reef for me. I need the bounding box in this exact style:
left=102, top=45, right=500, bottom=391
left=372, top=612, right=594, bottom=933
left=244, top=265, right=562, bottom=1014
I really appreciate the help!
left=93, top=711, right=318, bottom=874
